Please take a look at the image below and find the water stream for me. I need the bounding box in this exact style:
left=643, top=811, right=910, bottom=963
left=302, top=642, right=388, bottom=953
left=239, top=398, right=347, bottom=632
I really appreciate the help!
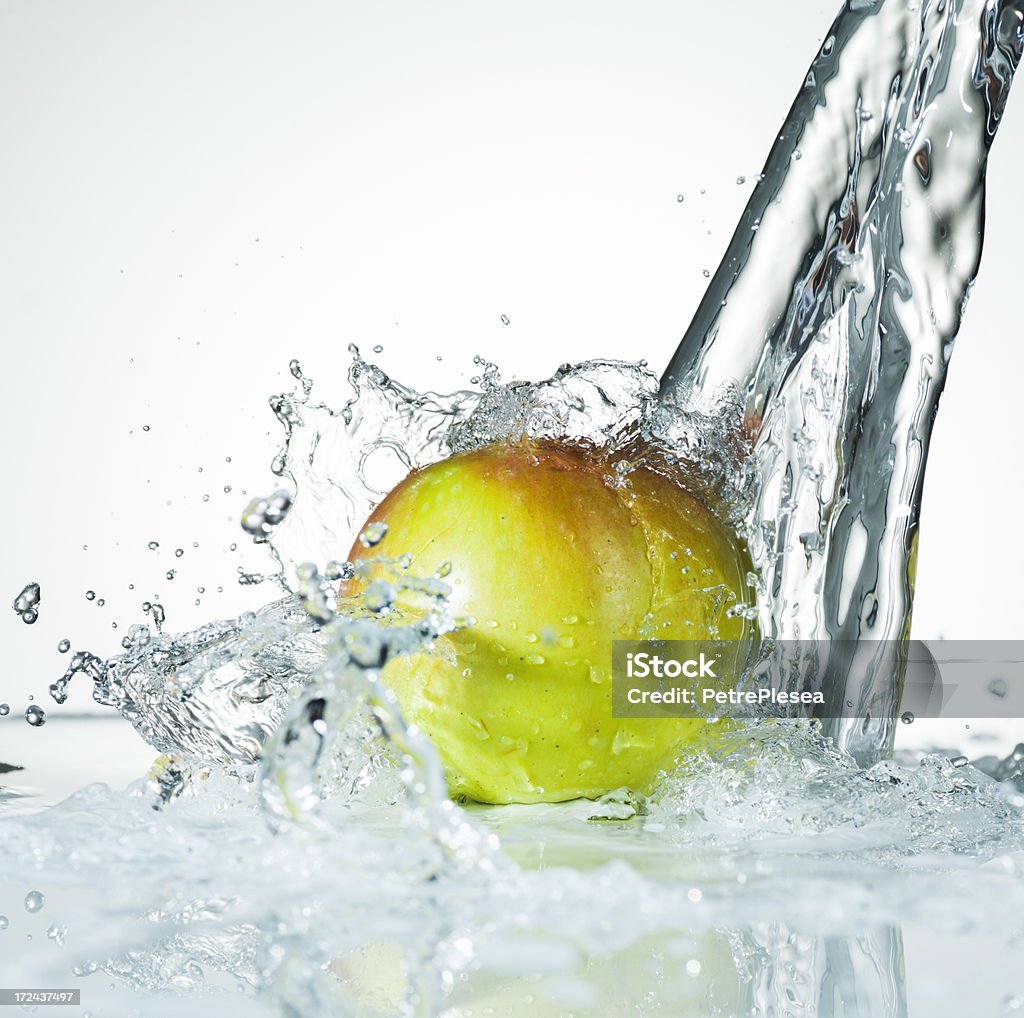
left=662, top=0, right=1024, bottom=764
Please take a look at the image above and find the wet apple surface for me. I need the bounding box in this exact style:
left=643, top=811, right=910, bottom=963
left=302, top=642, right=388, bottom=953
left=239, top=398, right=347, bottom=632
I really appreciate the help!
left=343, top=439, right=752, bottom=804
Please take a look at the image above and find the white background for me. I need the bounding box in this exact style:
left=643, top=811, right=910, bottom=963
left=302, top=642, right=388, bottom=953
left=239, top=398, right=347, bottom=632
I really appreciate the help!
left=1, top=1, right=1021, bottom=732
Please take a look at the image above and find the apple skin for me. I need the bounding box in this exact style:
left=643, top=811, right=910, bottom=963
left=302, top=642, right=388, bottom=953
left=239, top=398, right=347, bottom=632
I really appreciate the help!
left=341, top=439, right=750, bottom=804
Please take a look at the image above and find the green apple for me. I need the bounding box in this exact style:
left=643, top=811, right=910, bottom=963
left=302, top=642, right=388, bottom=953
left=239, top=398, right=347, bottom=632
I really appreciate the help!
left=342, top=439, right=751, bottom=804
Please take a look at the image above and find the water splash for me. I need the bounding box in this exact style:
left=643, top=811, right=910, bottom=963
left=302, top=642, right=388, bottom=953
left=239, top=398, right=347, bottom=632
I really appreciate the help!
left=83, top=600, right=325, bottom=767
left=4, top=0, right=1024, bottom=1013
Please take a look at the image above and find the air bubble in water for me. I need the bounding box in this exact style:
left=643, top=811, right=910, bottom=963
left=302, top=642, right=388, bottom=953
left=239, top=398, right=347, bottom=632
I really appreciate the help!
left=23, top=891, right=44, bottom=913
left=359, top=522, right=388, bottom=548
left=0, top=704, right=9, bottom=716
left=0, top=916, right=7, bottom=930
left=12, top=581, right=40, bottom=623
left=58, top=639, right=70, bottom=653
left=25, top=705, right=46, bottom=727
left=988, top=677, right=1008, bottom=698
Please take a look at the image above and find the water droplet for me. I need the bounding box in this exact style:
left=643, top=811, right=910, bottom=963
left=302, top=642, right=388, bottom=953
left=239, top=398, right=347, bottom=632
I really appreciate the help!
left=12, top=582, right=41, bottom=623
left=25, top=705, right=46, bottom=727
left=85, top=590, right=95, bottom=601
left=676, top=194, right=684, bottom=203
left=96, top=599, right=105, bottom=607
left=792, top=148, right=802, bottom=160
left=46, top=923, right=66, bottom=946
left=372, top=344, right=384, bottom=353
left=241, top=489, right=293, bottom=538
left=0, top=704, right=9, bottom=716
left=362, top=579, right=396, bottom=613
left=148, top=541, right=159, bottom=550
left=23, top=891, right=44, bottom=913
left=142, top=424, right=150, bottom=432
left=988, top=677, right=1008, bottom=698
left=346, top=630, right=388, bottom=668
left=500, top=314, right=510, bottom=326
left=702, top=269, right=711, bottom=278
left=165, top=570, right=177, bottom=581
left=951, top=755, right=969, bottom=768
left=900, top=711, right=914, bottom=724
left=685, top=959, right=702, bottom=977
left=359, top=522, right=388, bottom=548
left=0, top=915, right=8, bottom=930
left=736, top=175, right=746, bottom=185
